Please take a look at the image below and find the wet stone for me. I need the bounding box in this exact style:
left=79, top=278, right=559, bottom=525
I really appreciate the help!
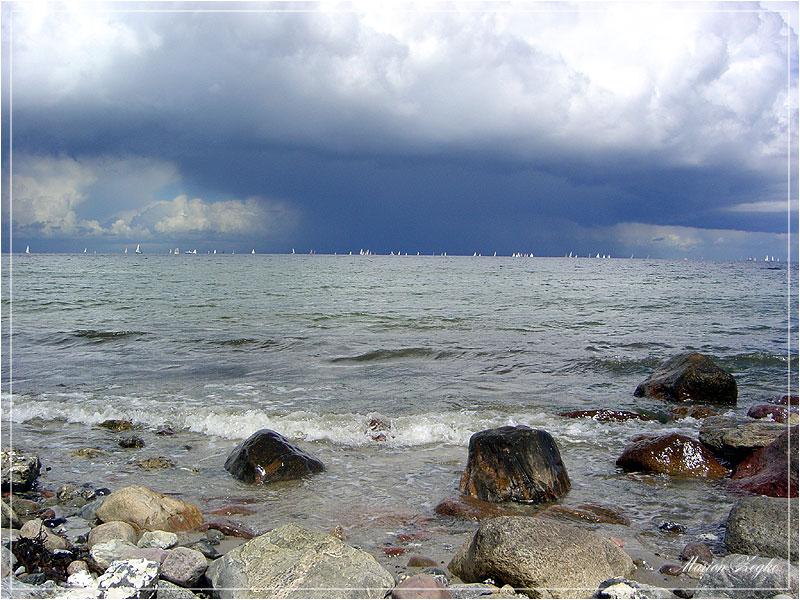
left=97, top=420, right=134, bottom=432
left=119, top=436, right=145, bottom=449
left=133, top=457, right=176, bottom=470
left=70, top=447, right=105, bottom=459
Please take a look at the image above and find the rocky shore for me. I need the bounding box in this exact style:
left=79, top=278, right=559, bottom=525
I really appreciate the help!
left=2, top=352, right=798, bottom=599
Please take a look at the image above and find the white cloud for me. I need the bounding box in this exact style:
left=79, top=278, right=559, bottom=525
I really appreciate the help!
left=8, top=155, right=297, bottom=241
left=726, top=199, right=797, bottom=212
left=141, top=194, right=295, bottom=236
left=599, top=221, right=789, bottom=258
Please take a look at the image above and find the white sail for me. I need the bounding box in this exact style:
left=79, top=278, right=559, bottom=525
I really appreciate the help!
left=135, top=244, right=142, bottom=254
left=25, top=246, right=30, bottom=254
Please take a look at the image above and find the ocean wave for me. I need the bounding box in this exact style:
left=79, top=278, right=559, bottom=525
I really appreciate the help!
left=329, top=347, right=453, bottom=363
left=5, top=394, right=681, bottom=449
left=46, top=329, right=149, bottom=346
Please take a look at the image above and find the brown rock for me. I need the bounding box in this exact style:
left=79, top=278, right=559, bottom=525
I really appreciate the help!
left=659, top=564, right=683, bottom=577
left=634, top=352, right=737, bottom=404
left=434, top=494, right=519, bottom=521
left=778, top=395, right=799, bottom=406
left=223, top=429, right=325, bottom=484
left=681, top=541, right=713, bottom=566
left=207, top=504, right=258, bottom=516
left=95, top=485, right=203, bottom=533
left=392, top=574, right=451, bottom=599
left=97, top=420, right=134, bottom=432
left=199, top=518, right=259, bottom=539
left=559, top=409, right=652, bottom=422
left=729, top=427, right=798, bottom=497
left=407, top=556, right=439, bottom=568
left=459, top=426, right=570, bottom=504
left=669, top=405, right=719, bottom=419
left=540, top=503, right=630, bottom=526
left=747, top=403, right=792, bottom=423
left=616, top=433, right=729, bottom=478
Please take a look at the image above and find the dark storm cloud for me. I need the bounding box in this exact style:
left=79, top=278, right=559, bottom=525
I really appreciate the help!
left=3, top=1, right=797, bottom=258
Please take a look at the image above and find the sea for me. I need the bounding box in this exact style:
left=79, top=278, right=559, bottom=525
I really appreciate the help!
left=1, top=253, right=797, bottom=575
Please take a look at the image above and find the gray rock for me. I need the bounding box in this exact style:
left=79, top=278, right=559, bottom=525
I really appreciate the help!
left=57, top=517, right=93, bottom=547
left=593, top=577, right=677, bottom=598
left=137, top=531, right=178, bottom=550
left=126, top=548, right=169, bottom=564
left=448, top=516, right=634, bottom=599
left=156, top=580, right=201, bottom=599
left=693, top=554, right=798, bottom=598
left=96, top=559, right=160, bottom=599
left=1, top=575, right=101, bottom=598
left=206, top=522, right=394, bottom=598
left=725, top=496, right=798, bottom=561
left=1, top=448, right=41, bottom=492
left=699, top=416, right=786, bottom=462
left=160, top=547, right=207, bottom=588
left=88, top=521, right=139, bottom=549
left=1, top=546, right=16, bottom=579
left=81, top=498, right=105, bottom=522
left=1, top=499, right=22, bottom=529
left=90, top=539, right=139, bottom=570
left=19, top=519, right=69, bottom=552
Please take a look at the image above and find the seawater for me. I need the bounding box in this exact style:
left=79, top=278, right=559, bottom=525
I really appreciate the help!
left=1, top=254, right=796, bottom=569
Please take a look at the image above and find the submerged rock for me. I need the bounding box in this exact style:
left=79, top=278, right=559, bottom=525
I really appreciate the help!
left=540, top=503, right=630, bottom=526
left=669, top=406, right=718, bottom=420
left=616, top=433, right=729, bottom=478
left=746, top=403, right=793, bottom=423
left=725, top=496, right=798, bottom=561
left=559, top=410, right=652, bottom=422
left=448, top=516, right=634, bottom=599
left=633, top=352, right=737, bottom=404
left=97, top=419, right=134, bottom=432
left=223, top=429, right=325, bottom=485
left=698, top=416, right=786, bottom=464
left=693, top=553, right=798, bottom=598
left=728, top=427, right=798, bottom=497
left=95, top=485, right=203, bottom=533
left=206, top=523, right=395, bottom=598
left=434, top=495, right=519, bottom=521
left=458, top=426, right=570, bottom=504
left=680, top=542, right=713, bottom=566
left=1, top=448, right=41, bottom=492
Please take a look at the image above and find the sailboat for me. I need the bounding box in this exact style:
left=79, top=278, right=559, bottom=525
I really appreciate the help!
left=251, top=249, right=255, bottom=254
left=124, top=248, right=128, bottom=254
left=83, top=248, right=87, bottom=254
left=25, top=245, right=30, bottom=254
left=135, top=244, right=142, bottom=254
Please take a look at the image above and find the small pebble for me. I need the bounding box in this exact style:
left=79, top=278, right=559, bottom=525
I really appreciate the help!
left=43, top=517, right=67, bottom=528
left=659, top=564, right=683, bottom=577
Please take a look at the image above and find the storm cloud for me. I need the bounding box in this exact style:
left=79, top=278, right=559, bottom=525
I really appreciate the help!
left=3, top=1, right=797, bottom=258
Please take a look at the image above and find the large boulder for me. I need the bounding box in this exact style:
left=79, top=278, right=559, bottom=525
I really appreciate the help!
left=95, top=485, right=203, bottom=534
left=458, top=426, right=570, bottom=504
left=698, top=416, right=787, bottom=463
left=88, top=521, right=139, bottom=549
left=692, top=554, right=798, bottom=598
left=1, top=448, right=40, bottom=492
left=224, top=429, right=325, bottom=484
left=633, top=353, right=737, bottom=404
left=205, top=523, right=395, bottom=598
left=725, top=496, right=798, bottom=561
left=728, top=427, right=798, bottom=497
left=615, top=433, right=729, bottom=478
left=448, top=516, right=634, bottom=599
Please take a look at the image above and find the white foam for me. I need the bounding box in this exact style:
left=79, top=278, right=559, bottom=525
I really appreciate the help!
left=5, top=393, right=695, bottom=449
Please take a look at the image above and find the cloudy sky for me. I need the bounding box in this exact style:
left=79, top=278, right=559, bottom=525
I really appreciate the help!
left=2, top=1, right=797, bottom=259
